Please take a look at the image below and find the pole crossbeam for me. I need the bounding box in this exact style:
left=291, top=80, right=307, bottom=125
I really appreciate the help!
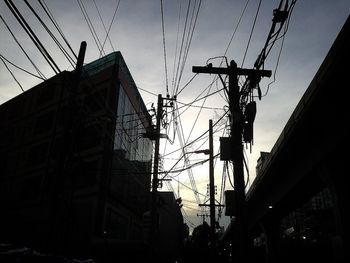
left=192, top=65, right=271, bottom=78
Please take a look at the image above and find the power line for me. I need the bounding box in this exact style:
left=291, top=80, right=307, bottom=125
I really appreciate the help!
left=171, top=0, right=182, bottom=93
left=241, top=0, right=262, bottom=67
left=99, top=0, right=121, bottom=57
left=4, top=0, right=61, bottom=74
left=162, top=109, right=228, bottom=158
left=92, top=0, right=115, bottom=56
left=223, top=0, right=250, bottom=57
left=169, top=176, right=207, bottom=199
left=176, top=101, right=225, bottom=110
left=254, top=0, right=297, bottom=71
left=23, top=0, right=76, bottom=68
left=175, top=87, right=225, bottom=111
left=76, top=0, right=105, bottom=56
left=39, top=0, right=78, bottom=61
left=0, top=55, right=24, bottom=92
left=172, top=0, right=191, bottom=96
left=174, top=0, right=202, bottom=96
left=175, top=73, right=198, bottom=96
left=0, top=14, right=46, bottom=80
left=183, top=78, right=213, bottom=147
left=0, top=54, right=44, bottom=80
left=160, top=0, right=169, bottom=95
left=262, top=0, right=297, bottom=97
left=239, top=0, right=297, bottom=107
left=137, top=86, right=158, bottom=96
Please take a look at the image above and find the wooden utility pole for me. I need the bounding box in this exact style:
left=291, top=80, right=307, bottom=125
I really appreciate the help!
left=208, top=119, right=215, bottom=248
left=193, top=60, right=271, bottom=261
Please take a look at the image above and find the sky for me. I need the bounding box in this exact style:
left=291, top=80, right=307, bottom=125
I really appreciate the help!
left=0, top=0, right=349, bottom=232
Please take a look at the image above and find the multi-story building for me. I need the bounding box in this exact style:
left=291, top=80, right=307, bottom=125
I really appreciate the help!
left=0, top=51, right=153, bottom=258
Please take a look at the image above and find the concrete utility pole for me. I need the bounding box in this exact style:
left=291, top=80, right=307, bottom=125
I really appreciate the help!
left=150, top=94, right=162, bottom=245
left=208, top=119, right=215, bottom=248
left=197, top=120, right=224, bottom=249
left=53, top=41, right=86, bottom=251
left=193, top=60, right=271, bottom=261
left=149, top=94, right=175, bottom=248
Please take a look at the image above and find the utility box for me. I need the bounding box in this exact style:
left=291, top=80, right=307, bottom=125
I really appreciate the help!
left=225, top=190, right=236, bottom=216
left=220, top=137, right=233, bottom=161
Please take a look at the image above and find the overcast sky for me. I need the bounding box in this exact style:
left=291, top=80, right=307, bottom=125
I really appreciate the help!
left=1, top=0, right=349, bottom=231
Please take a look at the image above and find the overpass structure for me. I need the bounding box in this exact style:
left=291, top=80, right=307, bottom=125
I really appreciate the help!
left=221, top=16, right=350, bottom=263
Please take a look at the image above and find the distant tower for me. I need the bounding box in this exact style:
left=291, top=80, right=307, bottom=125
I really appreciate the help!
left=256, top=151, right=269, bottom=177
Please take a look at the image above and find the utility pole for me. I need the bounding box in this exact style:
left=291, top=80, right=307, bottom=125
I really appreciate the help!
left=150, top=94, right=162, bottom=245
left=51, top=41, right=86, bottom=252
left=193, top=60, right=271, bottom=262
left=208, top=119, right=215, bottom=248
left=196, top=120, right=224, bottom=250
left=148, top=94, right=175, bottom=251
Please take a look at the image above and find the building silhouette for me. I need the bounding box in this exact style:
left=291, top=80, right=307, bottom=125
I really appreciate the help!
left=0, top=51, right=155, bottom=258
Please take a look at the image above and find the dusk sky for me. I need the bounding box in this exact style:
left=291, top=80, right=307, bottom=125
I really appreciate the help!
left=1, top=0, right=349, bottom=231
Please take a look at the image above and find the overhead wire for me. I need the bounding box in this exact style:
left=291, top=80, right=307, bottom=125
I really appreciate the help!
left=183, top=79, right=213, bottom=146
left=171, top=0, right=182, bottom=92
left=164, top=0, right=256, bottom=216
left=100, top=0, right=121, bottom=56
left=0, top=54, right=45, bottom=80
left=203, top=0, right=250, bottom=105
left=23, top=0, right=76, bottom=69
left=92, top=0, right=117, bottom=57
left=240, top=0, right=297, bottom=109
left=169, top=0, right=248, bottom=168
left=262, top=0, right=297, bottom=97
left=137, top=86, right=158, bottom=97
left=162, top=109, right=228, bottom=158
left=162, top=111, right=228, bottom=209
left=172, top=0, right=191, bottom=96
left=164, top=181, right=196, bottom=228
left=174, top=0, right=202, bottom=96
left=241, top=0, right=262, bottom=68
left=175, top=87, right=225, bottom=112
left=76, top=0, right=105, bottom=56
left=163, top=107, right=226, bottom=207
left=4, top=0, right=61, bottom=74
left=175, top=108, right=202, bottom=206
left=160, top=0, right=169, bottom=95
left=176, top=101, right=225, bottom=110
left=0, top=14, right=46, bottom=80
left=168, top=176, right=207, bottom=199
left=223, top=0, right=250, bottom=58
left=175, top=73, right=198, bottom=96
left=168, top=119, right=228, bottom=181
left=39, top=0, right=78, bottom=60
left=0, top=55, right=25, bottom=92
